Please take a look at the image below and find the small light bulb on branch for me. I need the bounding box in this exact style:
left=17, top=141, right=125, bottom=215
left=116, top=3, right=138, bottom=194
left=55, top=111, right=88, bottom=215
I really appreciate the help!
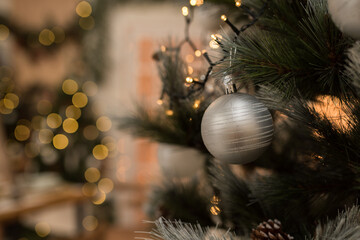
left=166, top=110, right=174, bottom=116
left=190, top=0, right=197, bottom=6
left=211, top=34, right=217, bottom=40
left=235, top=0, right=241, bottom=7
left=182, top=6, right=189, bottom=16
left=160, top=45, right=166, bottom=52
left=221, top=15, right=227, bottom=21
left=195, top=50, right=202, bottom=57
left=186, top=77, right=194, bottom=83
left=156, top=99, right=163, bottom=105
left=193, top=100, right=201, bottom=109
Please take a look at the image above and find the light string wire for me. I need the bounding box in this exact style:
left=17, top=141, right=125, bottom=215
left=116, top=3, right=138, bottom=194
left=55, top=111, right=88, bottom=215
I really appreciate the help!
left=156, top=0, right=269, bottom=105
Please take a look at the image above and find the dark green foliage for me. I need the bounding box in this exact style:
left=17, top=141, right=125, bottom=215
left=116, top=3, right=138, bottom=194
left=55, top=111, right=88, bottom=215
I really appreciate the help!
left=217, top=0, right=355, bottom=100
left=146, top=180, right=214, bottom=227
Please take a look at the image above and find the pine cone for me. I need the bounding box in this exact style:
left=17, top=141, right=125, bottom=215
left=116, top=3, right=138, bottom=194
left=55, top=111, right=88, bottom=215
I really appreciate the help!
left=250, top=219, right=294, bottom=240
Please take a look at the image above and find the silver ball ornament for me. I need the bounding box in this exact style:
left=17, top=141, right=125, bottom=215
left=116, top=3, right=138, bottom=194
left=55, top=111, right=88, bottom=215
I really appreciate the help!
left=201, top=93, right=274, bottom=164
left=328, top=0, right=360, bottom=40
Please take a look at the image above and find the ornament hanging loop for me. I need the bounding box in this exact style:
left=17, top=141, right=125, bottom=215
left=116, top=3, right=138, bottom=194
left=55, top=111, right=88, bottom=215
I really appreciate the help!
left=223, top=47, right=237, bottom=94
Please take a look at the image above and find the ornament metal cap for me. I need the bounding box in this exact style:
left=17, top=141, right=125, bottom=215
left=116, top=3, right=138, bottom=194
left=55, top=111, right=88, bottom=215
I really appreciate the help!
left=223, top=75, right=237, bottom=94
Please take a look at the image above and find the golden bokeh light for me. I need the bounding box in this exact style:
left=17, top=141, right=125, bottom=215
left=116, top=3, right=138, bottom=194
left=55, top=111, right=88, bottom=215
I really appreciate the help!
left=63, top=118, right=79, bottom=133
left=92, top=144, right=108, bottom=160
left=35, top=222, right=51, bottom=237
left=195, top=50, right=202, bottom=57
left=0, top=24, right=10, bottom=41
left=53, top=134, right=69, bottom=150
left=82, top=183, right=97, bottom=197
left=185, top=54, right=194, bottom=63
left=96, top=116, right=112, bottom=132
left=156, top=99, right=163, bottom=105
left=37, top=100, right=52, bottom=115
left=235, top=0, right=242, bottom=7
left=79, top=16, right=95, bottom=30
left=209, top=40, right=220, bottom=49
left=52, top=26, right=65, bottom=43
left=72, top=92, right=88, bottom=108
left=76, top=1, right=92, bottom=18
left=83, top=125, right=99, bottom=140
left=14, top=125, right=30, bottom=141
left=3, top=98, right=14, bottom=109
left=190, top=0, right=197, bottom=6
left=92, top=192, right=106, bottom=205
left=66, top=105, right=81, bottom=119
left=85, top=167, right=101, bottom=183
left=98, top=178, right=114, bottom=194
left=39, top=129, right=54, bottom=144
left=82, top=81, right=98, bottom=97
left=62, top=79, right=78, bottom=95
left=39, top=29, right=55, bottom=46
left=0, top=99, right=12, bottom=114
left=193, top=99, right=201, bottom=109
left=32, top=116, right=45, bottom=130
left=5, top=93, right=19, bottom=109
left=47, top=113, right=62, bottom=129
left=82, top=216, right=98, bottom=231
left=25, top=143, right=40, bottom=158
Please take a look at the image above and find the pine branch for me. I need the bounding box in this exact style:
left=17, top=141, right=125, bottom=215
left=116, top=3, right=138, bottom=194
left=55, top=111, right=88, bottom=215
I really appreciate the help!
left=346, top=42, right=360, bottom=93
left=313, top=205, right=360, bottom=240
left=138, top=217, right=244, bottom=240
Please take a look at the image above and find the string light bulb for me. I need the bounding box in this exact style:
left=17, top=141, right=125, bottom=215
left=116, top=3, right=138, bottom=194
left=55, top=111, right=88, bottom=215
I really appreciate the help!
left=166, top=110, right=174, bottom=116
left=156, top=99, right=163, bottom=105
left=182, top=6, right=189, bottom=16
left=190, top=0, right=197, bottom=6
left=221, top=15, right=227, bottom=21
left=235, top=0, right=242, bottom=7
left=193, top=100, right=201, bottom=109
left=186, top=77, right=194, bottom=83
left=195, top=50, right=202, bottom=57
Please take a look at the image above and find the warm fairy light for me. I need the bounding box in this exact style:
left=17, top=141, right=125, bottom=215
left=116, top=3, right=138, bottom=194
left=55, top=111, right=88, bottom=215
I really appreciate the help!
left=92, top=192, right=106, bottom=205
left=166, top=110, right=174, bottom=116
left=72, top=92, right=88, bottom=108
left=35, top=222, right=51, bottom=237
left=3, top=98, right=14, bottom=110
left=235, top=0, right=242, bottom=7
left=160, top=45, right=166, bottom=52
left=5, top=93, right=19, bottom=108
left=66, top=105, right=81, bottom=119
left=63, top=118, right=79, bottom=133
left=196, top=0, right=204, bottom=6
left=47, top=113, right=62, bottom=129
left=182, top=6, right=189, bottom=16
left=62, top=79, right=78, bottom=95
left=14, top=125, right=30, bottom=141
left=79, top=16, right=95, bottom=30
left=82, top=216, right=98, bottom=231
left=39, top=129, right=54, bottom=144
left=83, top=125, right=99, bottom=140
left=156, top=99, right=163, bottom=105
left=52, top=134, right=69, bottom=150
left=195, top=50, right=202, bottom=57
left=85, top=167, right=101, bottom=183
left=193, top=99, right=201, bottom=109
left=210, top=205, right=221, bottom=215
left=210, top=195, right=220, bottom=204
left=0, top=24, right=9, bottom=41
left=25, top=143, right=40, bottom=158
left=52, top=26, right=65, bottom=43
left=37, top=100, right=52, bottom=115
left=186, top=77, right=194, bottom=83
left=82, top=81, right=98, bottom=97
left=211, top=34, right=217, bottom=40
left=188, top=66, right=194, bottom=75
left=221, top=15, right=227, bottom=21
left=93, top=144, right=109, bottom=160
left=39, top=29, right=55, bottom=46
left=209, top=40, right=220, bottom=49
left=82, top=183, right=97, bottom=197
left=76, top=1, right=92, bottom=18
left=96, top=116, right=112, bottom=132
left=98, top=178, right=114, bottom=193
left=190, top=0, right=197, bottom=6
left=185, top=54, right=194, bottom=63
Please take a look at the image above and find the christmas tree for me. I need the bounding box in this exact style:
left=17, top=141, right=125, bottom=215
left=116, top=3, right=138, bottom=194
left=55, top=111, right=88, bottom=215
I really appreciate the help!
left=121, top=0, right=360, bottom=239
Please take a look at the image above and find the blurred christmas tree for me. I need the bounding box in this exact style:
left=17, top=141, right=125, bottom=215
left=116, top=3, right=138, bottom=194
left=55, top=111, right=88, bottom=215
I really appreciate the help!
left=121, top=0, right=360, bottom=239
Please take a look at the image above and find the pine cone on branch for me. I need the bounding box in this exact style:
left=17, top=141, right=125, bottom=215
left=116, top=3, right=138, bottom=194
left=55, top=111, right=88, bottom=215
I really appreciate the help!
left=250, top=219, right=294, bottom=240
